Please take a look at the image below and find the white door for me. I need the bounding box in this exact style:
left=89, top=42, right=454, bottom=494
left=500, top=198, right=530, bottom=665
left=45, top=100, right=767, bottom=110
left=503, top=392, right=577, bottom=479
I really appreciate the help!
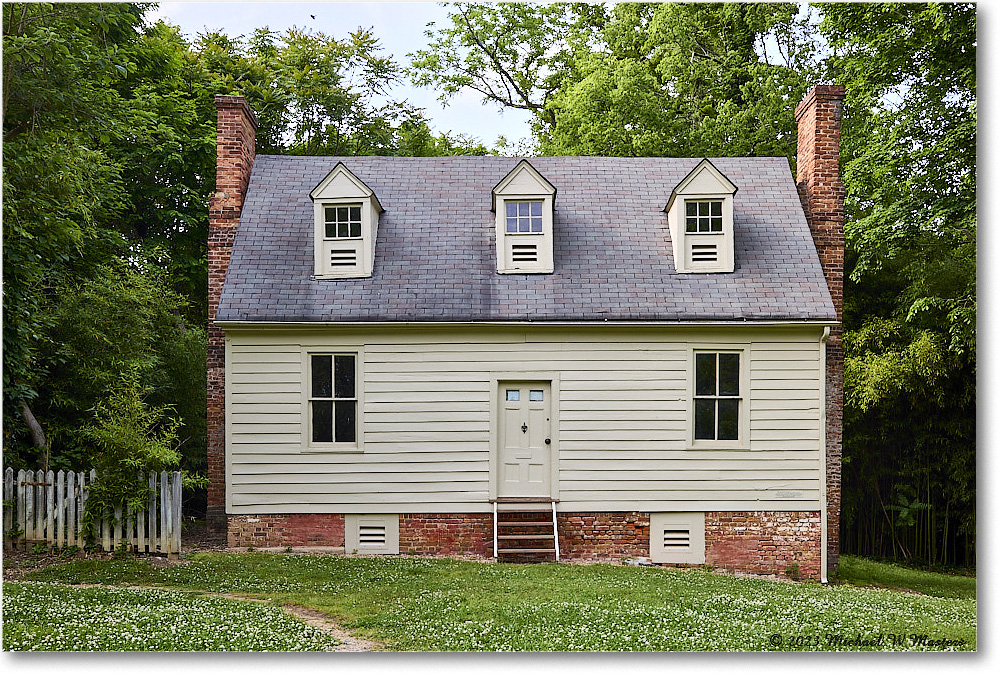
left=498, top=382, right=551, bottom=497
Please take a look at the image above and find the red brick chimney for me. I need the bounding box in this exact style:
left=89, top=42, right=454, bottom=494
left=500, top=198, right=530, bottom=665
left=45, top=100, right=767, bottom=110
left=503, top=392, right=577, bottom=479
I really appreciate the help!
left=795, top=84, right=845, bottom=574
left=207, top=95, right=257, bottom=533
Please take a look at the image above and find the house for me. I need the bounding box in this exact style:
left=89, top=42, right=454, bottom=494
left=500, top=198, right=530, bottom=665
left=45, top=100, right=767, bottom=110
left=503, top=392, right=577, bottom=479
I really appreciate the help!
left=206, top=86, right=845, bottom=581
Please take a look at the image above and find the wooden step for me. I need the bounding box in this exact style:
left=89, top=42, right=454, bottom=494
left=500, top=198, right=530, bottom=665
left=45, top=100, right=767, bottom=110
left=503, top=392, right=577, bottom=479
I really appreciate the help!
left=497, top=548, right=556, bottom=554
left=492, top=497, right=559, bottom=503
left=498, top=534, right=554, bottom=540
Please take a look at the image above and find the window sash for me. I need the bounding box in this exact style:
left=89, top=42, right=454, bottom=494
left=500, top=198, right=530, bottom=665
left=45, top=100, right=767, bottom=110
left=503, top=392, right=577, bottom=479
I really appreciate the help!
left=685, top=200, right=723, bottom=233
left=693, top=351, right=741, bottom=441
left=310, top=353, right=357, bottom=444
left=324, top=204, right=363, bottom=239
left=505, top=200, right=543, bottom=234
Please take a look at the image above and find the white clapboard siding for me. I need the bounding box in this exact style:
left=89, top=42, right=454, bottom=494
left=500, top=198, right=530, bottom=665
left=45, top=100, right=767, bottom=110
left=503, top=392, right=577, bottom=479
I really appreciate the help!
left=1, top=468, right=183, bottom=554
left=227, top=326, right=825, bottom=513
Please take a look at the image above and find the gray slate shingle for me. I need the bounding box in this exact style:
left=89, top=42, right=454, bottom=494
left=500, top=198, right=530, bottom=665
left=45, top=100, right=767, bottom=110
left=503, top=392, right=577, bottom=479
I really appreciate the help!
left=217, top=156, right=837, bottom=323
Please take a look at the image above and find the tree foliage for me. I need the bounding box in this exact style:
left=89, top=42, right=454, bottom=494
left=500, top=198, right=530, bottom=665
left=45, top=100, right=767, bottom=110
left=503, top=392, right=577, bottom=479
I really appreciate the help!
left=822, top=2, right=976, bottom=566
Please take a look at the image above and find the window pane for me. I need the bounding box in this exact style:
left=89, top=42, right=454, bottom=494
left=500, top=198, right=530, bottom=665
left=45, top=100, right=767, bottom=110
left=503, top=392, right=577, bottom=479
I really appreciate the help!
left=325, top=222, right=337, bottom=238
left=349, top=206, right=361, bottom=221
left=325, top=207, right=337, bottom=223
left=695, top=353, right=716, bottom=396
left=335, top=401, right=356, bottom=443
left=335, top=207, right=347, bottom=221
left=506, top=389, right=520, bottom=401
left=334, top=355, right=355, bottom=398
left=506, top=202, right=517, bottom=217
left=686, top=202, right=697, bottom=216
left=718, top=399, right=739, bottom=440
left=517, top=202, right=527, bottom=216
left=530, top=201, right=542, bottom=216
left=338, top=222, right=349, bottom=238
left=700, top=221, right=710, bottom=232
left=711, top=201, right=722, bottom=216
left=700, top=201, right=711, bottom=216
left=506, top=220, right=517, bottom=233
left=350, top=222, right=361, bottom=237
left=519, top=220, right=530, bottom=232
left=695, top=399, right=715, bottom=440
left=529, top=390, right=543, bottom=401
left=311, top=355, right=332, bottom=398
left=719, top=353, right=740, bottom=396
left=312, top=400, right=333, bottom=443
left=711, top=217, right=722, bottom=231
left=531, top=217, right=542, bottom=232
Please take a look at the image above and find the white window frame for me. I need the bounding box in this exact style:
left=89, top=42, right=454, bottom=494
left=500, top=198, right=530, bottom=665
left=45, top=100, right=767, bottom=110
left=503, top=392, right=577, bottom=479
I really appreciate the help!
left=303, top=348, right=364, bottom=453
left=687, top=344, right=749, bottom=449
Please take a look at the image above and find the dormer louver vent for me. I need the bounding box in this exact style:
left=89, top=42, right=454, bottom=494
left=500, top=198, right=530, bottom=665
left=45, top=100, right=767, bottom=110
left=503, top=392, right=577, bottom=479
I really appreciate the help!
left=663, top=529, right=692, bottom=549
left=690, top=243, right=718, bottom=264
left=329, top=248, right=358, bottom=268
left=511, top=243, right=538, bottom=263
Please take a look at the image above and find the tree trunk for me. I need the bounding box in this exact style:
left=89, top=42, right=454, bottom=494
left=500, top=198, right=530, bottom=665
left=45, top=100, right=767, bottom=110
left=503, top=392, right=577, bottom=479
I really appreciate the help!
left=21, top=402, right=46, bottom=451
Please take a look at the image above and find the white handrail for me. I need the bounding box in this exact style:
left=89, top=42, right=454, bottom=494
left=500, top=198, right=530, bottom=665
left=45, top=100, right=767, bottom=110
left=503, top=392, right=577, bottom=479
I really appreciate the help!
left=551, top=500, right=560, bottom=561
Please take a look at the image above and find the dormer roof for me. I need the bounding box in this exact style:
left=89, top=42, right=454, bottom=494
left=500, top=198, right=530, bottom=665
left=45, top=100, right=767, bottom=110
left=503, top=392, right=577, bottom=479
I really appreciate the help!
left=217, top=156, right=835, bottom=324
left=664, top=158, right=738, bottom=212
left=492, top=159, right=557, bottom=211
left=310, top=162, right=383, bottom=212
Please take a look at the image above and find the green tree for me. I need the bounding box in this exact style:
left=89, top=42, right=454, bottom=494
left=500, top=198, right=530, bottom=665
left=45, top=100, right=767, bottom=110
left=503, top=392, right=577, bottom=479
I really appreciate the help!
left=822, top=2, right=976, bottom=566
left=409, top=2, right=816, bottom=157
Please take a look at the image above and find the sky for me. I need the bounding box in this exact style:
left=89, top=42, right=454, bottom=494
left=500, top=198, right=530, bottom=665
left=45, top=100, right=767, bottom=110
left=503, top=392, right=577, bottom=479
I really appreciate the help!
left=148, top=1, right=534, bottom=147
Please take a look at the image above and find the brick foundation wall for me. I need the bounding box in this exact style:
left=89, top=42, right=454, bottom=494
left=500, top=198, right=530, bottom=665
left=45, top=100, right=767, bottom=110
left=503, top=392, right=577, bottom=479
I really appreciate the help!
left=207, top=95, right=257, bottom=532
left=795, top=84, right=845, bottom=575
left=705, top=511, right=822, bottom=580
left=228, top=514, right=345, bottom=548
left=399, top=514, right=493, bottom=557
left=558, top=512, right=650, bottom=560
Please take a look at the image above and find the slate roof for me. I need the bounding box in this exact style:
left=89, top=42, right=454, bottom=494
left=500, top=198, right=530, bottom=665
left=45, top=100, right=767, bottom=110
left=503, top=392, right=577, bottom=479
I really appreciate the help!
left=217, top=155, right=837, bottom=323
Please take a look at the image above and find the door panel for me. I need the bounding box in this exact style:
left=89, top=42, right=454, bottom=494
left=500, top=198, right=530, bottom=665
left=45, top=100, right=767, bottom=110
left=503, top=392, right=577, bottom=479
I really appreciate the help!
left=498, top=382, right=551, bottom=497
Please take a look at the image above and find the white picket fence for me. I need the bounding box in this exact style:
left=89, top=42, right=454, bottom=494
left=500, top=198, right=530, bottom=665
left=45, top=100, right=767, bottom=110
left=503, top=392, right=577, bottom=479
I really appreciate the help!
left=3, top=468, right=183, bottom=555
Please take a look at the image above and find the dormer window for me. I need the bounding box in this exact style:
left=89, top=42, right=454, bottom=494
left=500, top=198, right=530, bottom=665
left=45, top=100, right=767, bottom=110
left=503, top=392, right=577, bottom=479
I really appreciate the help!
left=506, top=200, right=543, bottom=233
left=326, top=205, right=362, bottom=238
left=685, top=200, right=723, bottom=233
left=665, top=159, right=738, bottom=274
left=493, top=160, right=556, bottom=274
left=310, top=163, right=383, bottom=279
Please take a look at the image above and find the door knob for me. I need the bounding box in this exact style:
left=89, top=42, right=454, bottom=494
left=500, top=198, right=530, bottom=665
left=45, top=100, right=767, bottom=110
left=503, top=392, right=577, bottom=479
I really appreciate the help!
left=521, top=423, right=528, bottom=434
left=544, top=438, right=551, bottom=445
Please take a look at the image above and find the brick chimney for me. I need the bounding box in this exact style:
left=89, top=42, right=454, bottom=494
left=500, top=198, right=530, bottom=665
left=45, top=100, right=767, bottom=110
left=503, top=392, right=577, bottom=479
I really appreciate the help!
left=795, top=84, right=845, bottom=574
left=207, top=95, right=258, bottom=533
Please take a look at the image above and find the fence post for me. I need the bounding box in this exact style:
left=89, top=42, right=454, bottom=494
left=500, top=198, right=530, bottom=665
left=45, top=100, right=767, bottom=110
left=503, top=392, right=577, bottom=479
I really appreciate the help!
left=55, top=471, right=65, bottom=549
left=35, top=470, right=45, bottom=545
left=137, top=472, right=146, bottom=553
left=67, top=471, right=77, bottom=550
left=171, top=471, right=182, bottom=558
left=148, top=472, right=157, bottom=552
left=45, top=470, right=55, bottom=547
left=3, top=468, right=13, bottom=550
left=160, top=470, right=169, bottom=555
left=17, top=470, right=26, bottom=550
left=24, top=471, right=34, bottom=544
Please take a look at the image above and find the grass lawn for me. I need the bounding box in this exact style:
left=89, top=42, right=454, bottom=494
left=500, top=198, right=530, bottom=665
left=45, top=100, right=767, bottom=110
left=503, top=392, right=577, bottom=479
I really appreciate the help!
left=2, top=581, right=338, bottom=651
left=8, top=552, right=975, bottom=651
